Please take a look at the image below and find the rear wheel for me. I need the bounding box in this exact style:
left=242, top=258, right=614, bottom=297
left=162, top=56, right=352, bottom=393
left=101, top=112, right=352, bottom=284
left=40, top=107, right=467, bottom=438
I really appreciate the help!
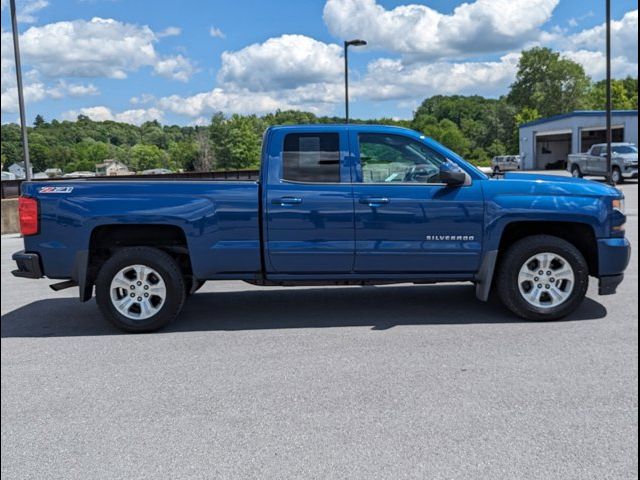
left=95, top=247, right=186, bottom=332
left=571, top=164, right=582, bottom=178
left=496, top=235, right=588, bottom=321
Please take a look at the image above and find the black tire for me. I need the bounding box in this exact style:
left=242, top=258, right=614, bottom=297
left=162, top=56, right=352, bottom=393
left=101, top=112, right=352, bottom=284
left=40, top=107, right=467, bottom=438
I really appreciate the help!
left=571, top=164, right=582, bottom=178
left=496, top=235, right=589, bottom=321
left=611, top=167, right=624, bottom=184
left=95, top=247, right=186, bottom=332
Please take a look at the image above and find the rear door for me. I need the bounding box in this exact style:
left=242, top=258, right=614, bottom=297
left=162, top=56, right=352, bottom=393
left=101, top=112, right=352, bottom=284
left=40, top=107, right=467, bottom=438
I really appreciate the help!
left=351, top=130, right=484, bottom=274
left=265, top=129, right=355, bottom=274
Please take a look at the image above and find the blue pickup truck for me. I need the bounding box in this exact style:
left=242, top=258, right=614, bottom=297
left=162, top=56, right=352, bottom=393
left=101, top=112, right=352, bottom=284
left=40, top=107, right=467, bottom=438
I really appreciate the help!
left=12, top=124, right=631, bottom=332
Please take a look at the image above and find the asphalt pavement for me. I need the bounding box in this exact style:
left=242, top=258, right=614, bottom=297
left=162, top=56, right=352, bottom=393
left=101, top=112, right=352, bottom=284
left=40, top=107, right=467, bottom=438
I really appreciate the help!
left=1, top=180, right=637, bottom=480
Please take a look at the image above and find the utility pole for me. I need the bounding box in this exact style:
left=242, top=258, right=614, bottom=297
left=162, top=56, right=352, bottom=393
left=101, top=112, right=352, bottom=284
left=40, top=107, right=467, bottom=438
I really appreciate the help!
left=10, top=0, right=32, bottom=181
left=343, top=39, right=366, bottom=124
left=605, top=0, right=613, bottom=185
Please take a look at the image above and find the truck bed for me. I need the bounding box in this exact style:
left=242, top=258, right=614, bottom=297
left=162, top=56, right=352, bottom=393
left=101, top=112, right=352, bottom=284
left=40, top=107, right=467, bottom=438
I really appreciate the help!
left=21, top=180, right=262, bottom=280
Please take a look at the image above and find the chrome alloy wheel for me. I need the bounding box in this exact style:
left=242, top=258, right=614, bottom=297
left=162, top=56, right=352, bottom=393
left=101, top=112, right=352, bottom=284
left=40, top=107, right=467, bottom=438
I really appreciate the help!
left=517, top=252, right=575, bottom=309
left=110, top=264, right=166, bottom=320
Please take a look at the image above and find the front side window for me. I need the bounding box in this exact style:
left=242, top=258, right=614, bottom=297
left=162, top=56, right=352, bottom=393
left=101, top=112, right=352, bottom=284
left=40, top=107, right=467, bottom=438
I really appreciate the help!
left=283, top=133, right=340, bottom=182
left=358, top=133, right=447, bottom=184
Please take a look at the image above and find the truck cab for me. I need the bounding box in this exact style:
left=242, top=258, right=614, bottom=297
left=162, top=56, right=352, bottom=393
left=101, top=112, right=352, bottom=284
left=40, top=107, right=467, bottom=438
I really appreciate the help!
left=12, top=124, right=631, bottom=332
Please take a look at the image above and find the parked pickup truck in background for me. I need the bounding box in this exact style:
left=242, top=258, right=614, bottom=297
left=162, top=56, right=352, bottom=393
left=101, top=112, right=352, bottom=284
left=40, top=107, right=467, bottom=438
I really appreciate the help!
left=568, top=142, right=638, bottom=184
left=12, top=125, right=631, bottom=332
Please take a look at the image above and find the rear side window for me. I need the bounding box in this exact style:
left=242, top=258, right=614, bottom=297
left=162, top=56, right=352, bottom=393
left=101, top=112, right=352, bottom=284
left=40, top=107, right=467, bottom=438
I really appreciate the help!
left=283, top=133, right=340, bottom=182
left=591, top=146, right=601, bottom=156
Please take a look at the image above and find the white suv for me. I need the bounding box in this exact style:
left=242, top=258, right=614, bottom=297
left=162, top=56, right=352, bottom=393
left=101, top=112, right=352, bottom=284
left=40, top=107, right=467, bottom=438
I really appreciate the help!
left=491, top=155, right=521, bottom=174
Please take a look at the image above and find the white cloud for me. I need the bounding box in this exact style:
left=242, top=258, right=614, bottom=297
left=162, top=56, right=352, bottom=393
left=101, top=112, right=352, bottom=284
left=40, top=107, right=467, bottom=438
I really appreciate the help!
left=153, top=54, right=197, bottom=82
left=323, top=0, right=559, bottom=59
left=7, top=17, right=196, bottom=81
left=209, top=26, right=225, bottom=39
left=157, top=89, right=295, bottom=117
left=157, top=26, right=181, bottom=38
left=564, top=9, right=638, bottom=64
left=218, top=34, right=342, bottom=90
left=1, top=31, right=101, bottom=113
left=0, top=0, right=49, bottom=23
left=563, top=50, right=638, bottom=79
left=539, top=10, right=640, bottom=80
left=1, top=77, right=100, bottom=113
left=61, top=106, right=164, bottom=125
left=130, top=93, right=156, bottom=105
left=356, top=53, right=521, bottom=101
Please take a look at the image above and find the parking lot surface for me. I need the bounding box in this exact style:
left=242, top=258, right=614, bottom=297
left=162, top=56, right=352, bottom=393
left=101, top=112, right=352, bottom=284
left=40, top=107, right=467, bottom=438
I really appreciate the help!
left=1, top=181, right=637, bottom=480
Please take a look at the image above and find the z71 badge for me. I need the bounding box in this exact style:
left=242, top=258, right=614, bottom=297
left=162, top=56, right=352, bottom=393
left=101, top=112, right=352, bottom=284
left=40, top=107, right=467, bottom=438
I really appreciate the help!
left=39, top=186, right=74, bottom=193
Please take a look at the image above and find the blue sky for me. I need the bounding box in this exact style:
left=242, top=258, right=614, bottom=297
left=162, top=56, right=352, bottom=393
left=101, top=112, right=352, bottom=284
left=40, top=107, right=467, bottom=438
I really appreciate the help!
left=1, top=0, right=638, bottom=125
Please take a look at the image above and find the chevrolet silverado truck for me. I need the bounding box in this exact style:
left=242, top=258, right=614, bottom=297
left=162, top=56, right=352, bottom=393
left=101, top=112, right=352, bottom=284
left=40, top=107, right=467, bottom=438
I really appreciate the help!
left=568, top=142, right=638, bottom=184
left=12, top=125, right=631, bottom=332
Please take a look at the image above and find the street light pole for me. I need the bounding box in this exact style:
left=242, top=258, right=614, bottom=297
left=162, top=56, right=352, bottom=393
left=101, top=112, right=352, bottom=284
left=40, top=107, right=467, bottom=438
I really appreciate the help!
left=605, top=0, right=613, bottom=185
left=343, top=39, right=366, bottom=124
left=10, top=0, right=32, bottom=181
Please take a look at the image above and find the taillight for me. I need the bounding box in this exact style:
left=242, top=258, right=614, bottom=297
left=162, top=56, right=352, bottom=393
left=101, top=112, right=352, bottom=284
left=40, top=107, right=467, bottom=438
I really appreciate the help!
left=18, top=196, right=39, bottom=236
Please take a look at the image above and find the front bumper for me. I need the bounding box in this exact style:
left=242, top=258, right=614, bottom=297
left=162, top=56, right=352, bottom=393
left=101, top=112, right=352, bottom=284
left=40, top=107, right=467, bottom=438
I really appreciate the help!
left=622, top=167, right=637, bottom=179
left=11, top=250, right=43, bottom=279
left=596, top=237, right=631, bottom=295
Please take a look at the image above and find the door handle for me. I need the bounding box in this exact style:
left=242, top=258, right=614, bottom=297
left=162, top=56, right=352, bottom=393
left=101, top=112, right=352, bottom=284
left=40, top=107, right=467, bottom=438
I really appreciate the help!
left=359, top=197, right=389, bottom=207
left=273, top=196, right=303, bottom=206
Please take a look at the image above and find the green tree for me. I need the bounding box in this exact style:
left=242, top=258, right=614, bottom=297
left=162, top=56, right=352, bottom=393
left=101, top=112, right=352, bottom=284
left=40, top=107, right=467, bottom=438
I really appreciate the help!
left=508, top=47, right=590, bottom=117
left=129, top=144, right=168, bottom=171
left=412, top=115, right=470, bottom=157
left=585, top=77, right=638, bottom=110
left=486, top=139, right=507, bottom=158
left=168, top=140, right=198, bottom=171
left=210, top=113, right=264, bottom=169
left=33, top=114, right=46, bottom=128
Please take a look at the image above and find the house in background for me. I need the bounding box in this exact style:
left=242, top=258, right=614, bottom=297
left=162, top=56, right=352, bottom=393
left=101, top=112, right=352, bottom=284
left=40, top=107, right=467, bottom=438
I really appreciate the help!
left=7, top=162, right=33, bottom=179
left=96, top=159, right=130, bottom=176
left=518, top=110, right=638, bottom=170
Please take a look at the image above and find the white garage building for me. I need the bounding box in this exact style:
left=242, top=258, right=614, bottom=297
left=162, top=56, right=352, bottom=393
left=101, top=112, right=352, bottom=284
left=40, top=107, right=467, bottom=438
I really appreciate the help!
left=518, top=110, right=638, bottom=170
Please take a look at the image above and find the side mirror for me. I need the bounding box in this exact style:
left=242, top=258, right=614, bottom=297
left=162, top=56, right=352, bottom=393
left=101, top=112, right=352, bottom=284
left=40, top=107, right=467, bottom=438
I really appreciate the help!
left=439, top=162, right=466, bottom=186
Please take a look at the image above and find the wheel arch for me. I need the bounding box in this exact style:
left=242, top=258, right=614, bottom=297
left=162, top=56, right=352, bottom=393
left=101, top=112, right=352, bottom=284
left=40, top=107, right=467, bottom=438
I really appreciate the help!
left=78, top=224, right=193, bottom=302
left=476, top=220, right=598, bottom=302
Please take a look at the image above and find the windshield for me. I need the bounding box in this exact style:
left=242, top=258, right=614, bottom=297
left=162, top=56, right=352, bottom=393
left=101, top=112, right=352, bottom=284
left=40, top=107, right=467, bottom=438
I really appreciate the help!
left=612, top=145, right=638, bottom=154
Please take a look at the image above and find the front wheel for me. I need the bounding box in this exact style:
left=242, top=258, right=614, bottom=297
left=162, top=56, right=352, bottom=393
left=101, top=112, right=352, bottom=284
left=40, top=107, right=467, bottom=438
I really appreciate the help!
left=95, top=247, right=186, bottom=332
left=496, top=235, right=589, bottom=321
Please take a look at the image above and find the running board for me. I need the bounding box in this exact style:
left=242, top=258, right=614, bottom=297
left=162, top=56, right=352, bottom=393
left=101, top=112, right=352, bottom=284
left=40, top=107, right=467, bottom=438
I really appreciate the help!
left=50, top=280, right=78, bottom=291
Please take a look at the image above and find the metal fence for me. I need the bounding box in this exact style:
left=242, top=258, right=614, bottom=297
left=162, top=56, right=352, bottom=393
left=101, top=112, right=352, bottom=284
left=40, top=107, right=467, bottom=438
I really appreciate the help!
left=1, top=169, right=260, bottom=199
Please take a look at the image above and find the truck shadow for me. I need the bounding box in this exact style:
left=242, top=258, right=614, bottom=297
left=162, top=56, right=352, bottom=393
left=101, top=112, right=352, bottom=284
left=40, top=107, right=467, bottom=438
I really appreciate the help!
left=1, top=284, right=608, bottom=338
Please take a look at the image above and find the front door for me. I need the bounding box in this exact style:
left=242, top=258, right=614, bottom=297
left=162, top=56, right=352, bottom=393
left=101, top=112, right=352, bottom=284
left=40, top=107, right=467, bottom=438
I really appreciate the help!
left=351, top=131, right=484, bottom=274
left=588, top=145, right=606, bottom=174
left=265, top=130, right=354, bottom=274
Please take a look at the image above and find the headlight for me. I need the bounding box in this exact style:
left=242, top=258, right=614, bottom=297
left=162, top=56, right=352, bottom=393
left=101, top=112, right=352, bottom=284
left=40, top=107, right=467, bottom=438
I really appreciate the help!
left=623, top=158, right=636, bottom=165
left=612, top=197, right=625, bottom=214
